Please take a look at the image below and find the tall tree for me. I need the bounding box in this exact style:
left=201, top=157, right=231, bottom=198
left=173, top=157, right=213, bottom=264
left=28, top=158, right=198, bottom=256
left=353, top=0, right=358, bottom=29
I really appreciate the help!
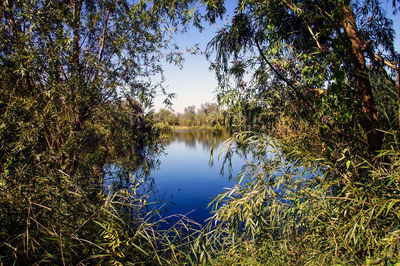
left=0, top=0, right=225, bottom=263
left=207, top=0, right=399, bottom=153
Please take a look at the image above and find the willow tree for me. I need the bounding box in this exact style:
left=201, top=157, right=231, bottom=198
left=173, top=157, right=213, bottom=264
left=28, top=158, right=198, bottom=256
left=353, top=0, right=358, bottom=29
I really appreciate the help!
left=208, top=0, right=399, bottom=153
left=201, top=1, right=400, bottom=264
left=0, top=0, right=224, bottom=264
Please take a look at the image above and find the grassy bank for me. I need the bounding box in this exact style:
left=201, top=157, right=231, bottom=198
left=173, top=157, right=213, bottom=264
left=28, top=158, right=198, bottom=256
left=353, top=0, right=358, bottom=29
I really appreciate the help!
left=155, top=122, right=224, bottom=133
left=171, top=125, right=214, bottom=130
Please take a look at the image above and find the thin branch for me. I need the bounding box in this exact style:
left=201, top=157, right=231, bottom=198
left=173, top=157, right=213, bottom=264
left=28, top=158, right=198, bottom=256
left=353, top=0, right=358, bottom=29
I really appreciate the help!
left=305, top=23, right=322, bottom=50
left=254, top=38, right=369, bottom=148
left=374, top=53, right=398, bottom=70
left=397, top=60, right=400, bottom=133
left=254, top=38, right=317, bottom=114
left=98, top=8, right=111, bottom=63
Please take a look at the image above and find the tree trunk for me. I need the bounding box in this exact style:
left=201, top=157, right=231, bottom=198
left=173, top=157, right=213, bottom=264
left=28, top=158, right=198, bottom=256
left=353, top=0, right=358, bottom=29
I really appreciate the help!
left=72, top=0, right=82, bottom=76
left=341, top=4, right=382, bottom=151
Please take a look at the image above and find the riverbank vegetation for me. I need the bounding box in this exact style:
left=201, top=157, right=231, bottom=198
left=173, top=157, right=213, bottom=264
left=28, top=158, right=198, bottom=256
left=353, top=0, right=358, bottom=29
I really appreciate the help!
left=202, top=0, right=400, bottom=264
left=153, top=102, right=226, bottom=131
left=0, top=0, right=219, bottom=264
left=1, top=0, right=400, bottom=265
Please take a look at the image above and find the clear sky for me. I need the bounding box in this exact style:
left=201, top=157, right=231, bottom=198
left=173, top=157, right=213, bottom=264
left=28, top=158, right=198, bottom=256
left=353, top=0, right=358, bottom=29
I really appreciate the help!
left=153, top=1, right=400, bottom=114
left=153, top=28, right=222, bottom=113
left=152, top=3, right=235, bottom=114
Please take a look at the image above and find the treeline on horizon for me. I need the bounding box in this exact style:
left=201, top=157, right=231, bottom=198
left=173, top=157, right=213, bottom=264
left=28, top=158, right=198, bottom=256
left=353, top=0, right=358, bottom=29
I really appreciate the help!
left=153, top=102, right=226, bottom=129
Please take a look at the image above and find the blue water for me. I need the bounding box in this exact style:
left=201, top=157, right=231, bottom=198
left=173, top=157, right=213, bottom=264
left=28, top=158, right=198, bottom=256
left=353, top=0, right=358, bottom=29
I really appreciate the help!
left=104, top=130, right=320, bottom=227
left=150, top=130, right=245, bottom=224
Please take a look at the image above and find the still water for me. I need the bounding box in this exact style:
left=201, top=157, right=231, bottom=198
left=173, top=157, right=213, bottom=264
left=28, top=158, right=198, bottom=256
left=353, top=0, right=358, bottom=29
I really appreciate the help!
left=150, top=130, right=245, bottom=224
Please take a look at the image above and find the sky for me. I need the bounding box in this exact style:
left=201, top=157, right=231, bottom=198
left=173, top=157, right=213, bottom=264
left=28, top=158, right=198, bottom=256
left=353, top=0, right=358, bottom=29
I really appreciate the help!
left=153, top=28, right=223, bottom=113
left=152, top=3, right=235, bottom=113
left=152, top=1, right=400, bottom=114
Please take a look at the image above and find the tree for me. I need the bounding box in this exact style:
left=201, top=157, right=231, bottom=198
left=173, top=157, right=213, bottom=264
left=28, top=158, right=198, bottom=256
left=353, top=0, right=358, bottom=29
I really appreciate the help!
left=155, top=108, right=178, bottom=125
left=202, top=1, right=400, bottom=263
left=179, top=105, right=197, bottom=126
left=0, top=0, right=222, bottom=263
left=208, top=0, right=399, bottom=153
left=200, top=102, right=219, bottom=115
left=197, top=102, right=219, bottom=126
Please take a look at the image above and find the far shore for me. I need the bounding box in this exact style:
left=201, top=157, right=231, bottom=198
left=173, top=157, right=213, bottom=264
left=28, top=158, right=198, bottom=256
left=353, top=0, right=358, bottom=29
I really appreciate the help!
left=171, top=125, right=214, bottom=131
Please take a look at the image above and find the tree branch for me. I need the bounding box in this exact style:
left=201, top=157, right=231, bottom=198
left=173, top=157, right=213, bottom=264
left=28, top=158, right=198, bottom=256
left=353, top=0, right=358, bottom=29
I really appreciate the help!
left=254, top=38, right=317, bottom=114
left=254, top=38, right=369, bottom=148
left=98, top=8, right=111, bottom=63
left=374, top=53, right=398, bottom=70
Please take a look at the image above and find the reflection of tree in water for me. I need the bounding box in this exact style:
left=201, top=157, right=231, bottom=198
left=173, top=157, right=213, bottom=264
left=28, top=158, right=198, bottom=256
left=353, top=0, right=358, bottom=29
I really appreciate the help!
left=165, top=130, right=230, bottom=151
left=105, top=129, right=242, bottom=202
left=103, top=138, right=163, bottom=194
left=164, top=130, right=246, bottom=180
left=106, top=130, right=228, bottom=190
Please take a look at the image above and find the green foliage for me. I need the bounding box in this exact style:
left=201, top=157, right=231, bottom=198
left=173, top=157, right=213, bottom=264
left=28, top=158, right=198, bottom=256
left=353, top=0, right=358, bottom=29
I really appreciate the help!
left=198, top=0, right=400, bottom=264
left=153, top=102, right=227, bottom=129
left=194, top=132, right=400, bottom=265
left=208, top=0, right=399, bottom=152
left=1, top=0, right=400, bottom=264
left=0, top=0, right=219, bottom=264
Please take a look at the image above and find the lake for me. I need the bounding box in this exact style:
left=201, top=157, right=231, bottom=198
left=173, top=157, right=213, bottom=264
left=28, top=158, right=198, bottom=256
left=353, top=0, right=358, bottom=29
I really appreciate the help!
left=149, top=129, right=245, bottom=225
left=104, top=129, right=317, bottom=227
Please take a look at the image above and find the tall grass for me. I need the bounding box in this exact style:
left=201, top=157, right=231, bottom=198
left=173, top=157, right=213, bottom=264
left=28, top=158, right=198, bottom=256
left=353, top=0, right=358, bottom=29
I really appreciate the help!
left=190, top=131, right=400, bottom=265
left=2, top=131, right=398, bottom=265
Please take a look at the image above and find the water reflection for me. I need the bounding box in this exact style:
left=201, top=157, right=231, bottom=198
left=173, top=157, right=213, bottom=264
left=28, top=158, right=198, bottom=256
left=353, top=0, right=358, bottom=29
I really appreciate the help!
left=103, top=137, right=162, bottom=194
left=103, top=129, right=245, bottom=225
left=162, top=129, right=230, bottom=151
left=149, top=129, right=245, bottom=224
left=104, top=129, right=319, bottom=228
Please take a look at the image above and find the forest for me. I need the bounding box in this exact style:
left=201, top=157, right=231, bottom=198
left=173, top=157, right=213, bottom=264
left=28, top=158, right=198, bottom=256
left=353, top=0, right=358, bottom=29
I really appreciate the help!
left=153, top=103, right=226, bottom=130
left=1, top=0, right=400, bottom=264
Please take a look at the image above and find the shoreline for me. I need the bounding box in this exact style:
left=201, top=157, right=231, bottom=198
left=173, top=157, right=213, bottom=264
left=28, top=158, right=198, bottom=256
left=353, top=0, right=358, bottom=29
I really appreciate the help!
left=171, top=125, right=214, bottom=131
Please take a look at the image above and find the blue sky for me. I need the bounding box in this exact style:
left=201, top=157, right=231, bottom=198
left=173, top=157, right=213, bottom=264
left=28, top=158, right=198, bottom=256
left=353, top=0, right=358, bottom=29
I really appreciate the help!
left=153, top=1, right=400, bottom=114
left=153, top=2, right=236, bottom=113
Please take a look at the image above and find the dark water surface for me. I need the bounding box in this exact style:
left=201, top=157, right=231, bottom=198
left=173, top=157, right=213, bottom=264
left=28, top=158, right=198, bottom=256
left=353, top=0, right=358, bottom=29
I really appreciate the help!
left=150, top=130, right=245, bottom=224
